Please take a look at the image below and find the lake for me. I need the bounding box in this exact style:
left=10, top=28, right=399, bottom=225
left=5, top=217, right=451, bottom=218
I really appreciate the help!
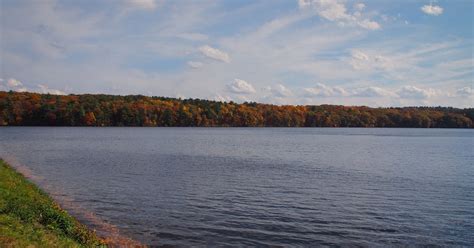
left=0, top=127, right=473, bottom=246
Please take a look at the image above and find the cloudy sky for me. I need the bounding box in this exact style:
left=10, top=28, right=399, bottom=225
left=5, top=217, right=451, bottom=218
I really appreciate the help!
left=0, top=0, right=473, bottom=107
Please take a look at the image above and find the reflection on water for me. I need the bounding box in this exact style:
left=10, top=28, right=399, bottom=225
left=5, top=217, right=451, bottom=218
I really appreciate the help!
left=1, top=127, right=473, bottom=246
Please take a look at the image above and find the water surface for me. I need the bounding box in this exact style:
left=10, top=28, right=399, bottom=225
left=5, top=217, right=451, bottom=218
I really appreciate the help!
left=1, top=127, right=473, bottom=246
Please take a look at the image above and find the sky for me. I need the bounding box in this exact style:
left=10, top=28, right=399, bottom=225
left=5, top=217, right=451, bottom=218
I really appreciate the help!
left=0, top=0, right=473, bottom=107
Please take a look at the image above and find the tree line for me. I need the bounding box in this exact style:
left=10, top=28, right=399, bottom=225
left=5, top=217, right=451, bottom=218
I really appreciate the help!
left=0, top=91, right=473, bottom=128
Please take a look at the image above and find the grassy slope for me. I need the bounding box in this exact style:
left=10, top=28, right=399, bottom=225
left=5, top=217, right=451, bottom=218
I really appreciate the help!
left=0, top=159, right=105, bottom=247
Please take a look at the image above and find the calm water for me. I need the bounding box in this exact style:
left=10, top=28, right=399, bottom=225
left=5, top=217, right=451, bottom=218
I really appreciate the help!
left=1, top=127, right=473, bottom=246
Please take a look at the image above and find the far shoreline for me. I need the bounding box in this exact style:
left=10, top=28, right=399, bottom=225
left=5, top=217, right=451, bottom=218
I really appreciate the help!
left=1, top=91, right=472, bottom=128
left=0, top=126, right=473, bottom=129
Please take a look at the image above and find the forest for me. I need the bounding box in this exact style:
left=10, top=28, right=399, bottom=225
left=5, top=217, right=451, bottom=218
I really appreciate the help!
left=0, top=91, right=473, bottom=128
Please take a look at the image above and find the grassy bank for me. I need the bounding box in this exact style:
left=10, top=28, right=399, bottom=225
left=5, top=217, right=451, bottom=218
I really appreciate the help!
left=0, top=159, right=105, bottom=247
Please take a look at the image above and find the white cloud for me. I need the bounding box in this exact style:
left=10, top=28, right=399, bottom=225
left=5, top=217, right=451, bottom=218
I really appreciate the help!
left=351, top=50, right=369, bottom=61
left=252, top=14, right=306, bottom=40
left=1, top=78, right=65, bottom=95
left=226, top=79, right=256, bottom=94
left=299, top=0, right=381, bottom=30
left=456, top=86, right=473, bottom=97
left=213, top=94, right=232, bottom=102
left=187, top=61, right=204, bottom=69
left=354, top=3, right=366, bottom=11
left=349, top=50, right=393, bottom=71
left=357, top=19, right=381, bottom=30
left=302, top=84, right=453, bottom=100
left=396, top=85, right=437, bottom=99
left=37, top=84, right=66, bottom=95
left=305, top=0, right=350, bottom=21
left=16, top=87, right=28, bottom=92
left=199, top=45, right=230, bottom=63
left=175, top=93, right=186, bottom=99
left=266, top=84, right=293, bottom=97
left=298, top=0, right=310, bottom=8
left=7, top=78, right=23, bottom=87
left=125, top=0, right=159, bottom=10
left=421, top=4, right=444, bottom=16
left=304, top=83, right=349, bottom=97
left=1, top=78, right=28, bottom=92
left=354, top=86, right=396, bottom=97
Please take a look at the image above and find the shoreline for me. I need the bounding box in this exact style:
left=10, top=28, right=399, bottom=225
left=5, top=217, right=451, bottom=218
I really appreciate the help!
left=0, top=159, right=143, bottom=247
left=1, top=91, right=472, bottom=128
left=1, top=126, right=473, bottom=132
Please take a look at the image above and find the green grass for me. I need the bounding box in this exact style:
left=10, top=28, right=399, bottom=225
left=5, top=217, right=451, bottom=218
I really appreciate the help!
left=0, top=159, right=105, bottom=247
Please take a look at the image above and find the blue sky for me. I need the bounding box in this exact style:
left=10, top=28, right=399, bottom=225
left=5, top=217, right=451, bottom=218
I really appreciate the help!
left=0, top=0, right=473, bottom=107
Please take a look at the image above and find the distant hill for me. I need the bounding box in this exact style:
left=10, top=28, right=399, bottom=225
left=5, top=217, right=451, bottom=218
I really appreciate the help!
left=1, top=91, right=472, bottom=128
